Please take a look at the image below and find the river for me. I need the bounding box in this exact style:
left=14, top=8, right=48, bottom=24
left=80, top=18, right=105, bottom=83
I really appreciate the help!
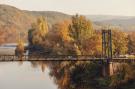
left=0, top=43, right=28, bottom=55
left=0, top=44, right=57, bottom=89
left=0, top=62, right=57, bottom=89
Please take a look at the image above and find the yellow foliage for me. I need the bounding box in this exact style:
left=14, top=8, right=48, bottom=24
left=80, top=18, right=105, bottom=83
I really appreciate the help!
left=31, top=16, right=49, bottom=45
left=53, top=20, right=72, bottom=42
left=16, top=39, right=25, bottom=57
left=17, top=39, right=24, bottom=50
left=70, top=14, right=94, bottom=44
left=81, top=33, right=102, bottom=56
left=36, top=16, right=48, bottom=37
left=112, top=29, right=128, bottom=55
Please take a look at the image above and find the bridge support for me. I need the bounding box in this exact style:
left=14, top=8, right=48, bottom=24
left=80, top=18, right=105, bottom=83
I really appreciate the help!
left=102, top=62, right=122, bottom=76
left=102, top=62, right=110, bottom=76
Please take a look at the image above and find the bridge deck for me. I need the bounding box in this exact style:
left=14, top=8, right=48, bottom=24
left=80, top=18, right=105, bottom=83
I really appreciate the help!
left=0, top=55, right=135, bottom=63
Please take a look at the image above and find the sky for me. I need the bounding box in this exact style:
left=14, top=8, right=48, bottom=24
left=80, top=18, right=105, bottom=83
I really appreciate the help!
left=0, top=0, right=135, bottom=16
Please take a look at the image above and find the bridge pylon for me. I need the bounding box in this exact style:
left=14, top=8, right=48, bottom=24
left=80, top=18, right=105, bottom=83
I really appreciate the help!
left=102, top=29, right=112, bottom=60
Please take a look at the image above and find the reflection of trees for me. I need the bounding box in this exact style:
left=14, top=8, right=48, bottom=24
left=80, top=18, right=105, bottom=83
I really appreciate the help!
left=49, top=61, right=102, bottom=89
left=109, top=63, right=135, bottom=89
left=28, top=60, right=135, bottom=89
left=30, top=61, right=47, bottom=72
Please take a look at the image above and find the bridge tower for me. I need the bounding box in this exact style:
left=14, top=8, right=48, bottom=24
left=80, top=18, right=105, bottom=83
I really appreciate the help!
left=102, top=29, right=113, bottom=76
left=102, top=29, right=112, bottom=59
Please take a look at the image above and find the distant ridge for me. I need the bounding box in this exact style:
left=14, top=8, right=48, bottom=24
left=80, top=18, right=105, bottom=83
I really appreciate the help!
left=86, top=15, right=135, bottom=31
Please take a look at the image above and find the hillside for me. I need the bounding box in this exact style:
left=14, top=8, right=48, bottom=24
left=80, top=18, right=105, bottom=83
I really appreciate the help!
left=25, top=11, right=71, bottom=26
left=0, top=4, right=70, bottom=43
left=0, top=4, right=135, bottom=43
left=0, top=5, right=35, bottom=43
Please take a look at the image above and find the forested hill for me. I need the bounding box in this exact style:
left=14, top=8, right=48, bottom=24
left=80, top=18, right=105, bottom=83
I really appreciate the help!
left=0, top=4, right=135, bottom=43
left=25, top=11, right=71, bottom=26
left=0, top=4, right=70, bottom=43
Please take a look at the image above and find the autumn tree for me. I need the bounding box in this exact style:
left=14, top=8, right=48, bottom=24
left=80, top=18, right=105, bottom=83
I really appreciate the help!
left=50, top=20, right=80, bottom=55
left=28, top=16, right=48, bottom=45
left=112, top=29, right=128, bottom=56
left=81, top=32, right=102, bottom=56
left=69, top=14, right=101, bottom=55
left=128, top=32, right=135, bottom=54
left=15, top=39, right=24, bottom=57
left=69, top=14, right=94, bottom=45
left=51, top=20, right=72, bottom=43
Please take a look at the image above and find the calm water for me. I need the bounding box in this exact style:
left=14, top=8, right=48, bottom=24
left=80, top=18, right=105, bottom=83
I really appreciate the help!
left=0, top=62, right=57, bottom=89
left=0, top=43, right=28, bottom=55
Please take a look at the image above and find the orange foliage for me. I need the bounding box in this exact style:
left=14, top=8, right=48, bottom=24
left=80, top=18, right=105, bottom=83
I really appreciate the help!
left=52, top=20, right=72, bottom=42
left=82, top=32, right=102, bottom=56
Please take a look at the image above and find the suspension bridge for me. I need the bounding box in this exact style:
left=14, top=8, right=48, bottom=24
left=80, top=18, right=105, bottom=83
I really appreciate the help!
left=0, top=29, right=135, bottom=76
left=0, top=29, right=135, bottom=62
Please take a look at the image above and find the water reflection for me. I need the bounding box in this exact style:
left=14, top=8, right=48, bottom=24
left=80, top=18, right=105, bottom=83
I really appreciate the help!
left=30, top=60, right=135, bottom=89
left=0, top=60, right=103, bottom=89
left=29, top=61, right=104, bottom=89
left=0, top=60, right=135, bottom=89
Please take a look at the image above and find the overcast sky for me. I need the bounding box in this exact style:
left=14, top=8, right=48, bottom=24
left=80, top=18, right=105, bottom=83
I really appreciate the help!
left=0, top=0, right=135, bottom=16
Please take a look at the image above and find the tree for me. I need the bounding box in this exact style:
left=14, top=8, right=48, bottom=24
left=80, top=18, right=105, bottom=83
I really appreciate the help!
left=50, top=20, right=79, bottom=55
left=51, top=20, right=72, bottom=43
left=69, top=14, right=94, bottom=46
left=28, top=16, right=48, bottom=45
left=15, top=39, right=24, bottom=58
left=112, top=29, right=128, bottom=56
left=81, top=32, right=102, bottom=56
left=69, top=14, right=101, bottom=55
left=128, top=32, right=135, bottom=54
